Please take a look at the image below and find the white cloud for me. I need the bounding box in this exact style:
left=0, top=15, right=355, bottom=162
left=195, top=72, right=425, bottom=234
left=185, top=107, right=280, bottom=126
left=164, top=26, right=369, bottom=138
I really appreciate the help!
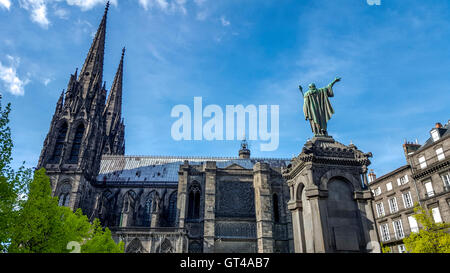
left=196, top=10, right=207, bottom=20
left=18, top=0, right=116, bottom=28
left=43, top=78, right=51, bottom=86
left=220, top=15, right=230, bottom=26
left=54, top=6, right=69, bottom=19
left=66, top=0, right=117, bottom=11
left=19, top=0, right=50, bottom=28
left=0, top=56, right=29, bottom=96
left=0, top=0, right=11, bottom=10
left=139, top=0, right=186, bottom=14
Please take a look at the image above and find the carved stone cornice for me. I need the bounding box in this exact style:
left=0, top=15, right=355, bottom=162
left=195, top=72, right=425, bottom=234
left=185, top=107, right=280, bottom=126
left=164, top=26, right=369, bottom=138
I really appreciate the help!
left=282, top=136, right=372, bottom=181
left=412, top=159, right=450, bottom=180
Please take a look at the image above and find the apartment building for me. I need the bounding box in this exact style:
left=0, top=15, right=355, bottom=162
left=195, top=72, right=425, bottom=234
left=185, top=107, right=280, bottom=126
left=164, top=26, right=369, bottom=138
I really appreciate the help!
left=369, top=120, right=450, bottom=253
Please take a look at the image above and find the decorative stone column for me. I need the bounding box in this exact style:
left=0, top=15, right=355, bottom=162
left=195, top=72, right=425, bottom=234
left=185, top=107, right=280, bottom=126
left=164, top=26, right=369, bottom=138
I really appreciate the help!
left=253, top=162, right=274, bottom=253
left=203, top=161, right=217, bottom=253
left=287, top=198, right=305, bottom=253
left=354, top=191, right=379, bottom=249
left=150, top=201, right=159, bottom=228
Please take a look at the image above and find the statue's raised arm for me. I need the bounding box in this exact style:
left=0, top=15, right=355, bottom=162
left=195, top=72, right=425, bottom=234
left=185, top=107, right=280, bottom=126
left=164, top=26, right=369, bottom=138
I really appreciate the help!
left=329, top=77, right=341, bottom=87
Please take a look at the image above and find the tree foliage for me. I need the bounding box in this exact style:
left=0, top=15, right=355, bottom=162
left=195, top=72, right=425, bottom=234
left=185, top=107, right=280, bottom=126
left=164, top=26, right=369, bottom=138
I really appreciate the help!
left=0, top=95, right=32, bottom=252
left=403, top=204, right=450, bottom=253
left=8, top=168, right=124, bottom=253
left=0, top=95, right=123, bottom=253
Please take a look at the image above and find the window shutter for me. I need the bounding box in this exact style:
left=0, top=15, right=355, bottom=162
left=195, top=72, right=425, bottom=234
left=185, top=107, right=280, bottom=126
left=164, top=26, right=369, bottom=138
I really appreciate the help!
left=397, top=178, right=401, bottom=186
left=402, top=194, right=407, bottom=208
left=405, top=175, right=409, bottom=182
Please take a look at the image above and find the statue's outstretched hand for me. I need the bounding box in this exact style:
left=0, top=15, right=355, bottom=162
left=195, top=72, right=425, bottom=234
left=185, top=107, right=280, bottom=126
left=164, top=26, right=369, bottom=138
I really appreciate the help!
left=331, top=77, right=341, bottom=87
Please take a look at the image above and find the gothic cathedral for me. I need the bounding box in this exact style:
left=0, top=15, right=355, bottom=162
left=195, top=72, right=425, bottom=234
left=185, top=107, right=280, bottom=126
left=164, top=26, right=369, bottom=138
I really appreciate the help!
left=38, top=3, right=379, bottom=253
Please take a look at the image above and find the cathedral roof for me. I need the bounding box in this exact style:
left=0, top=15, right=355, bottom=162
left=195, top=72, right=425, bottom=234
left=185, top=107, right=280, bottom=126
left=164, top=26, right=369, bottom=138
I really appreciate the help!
left=97, top=155, right=290, bottom=184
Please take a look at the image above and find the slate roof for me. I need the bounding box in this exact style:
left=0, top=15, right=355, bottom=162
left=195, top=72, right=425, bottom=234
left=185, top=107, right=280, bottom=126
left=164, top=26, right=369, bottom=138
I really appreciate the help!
left=416, top=121, right=450, bottom=153
left=369, top=165, right=410, bottom=185
left=97, top=155, right=290, bottom=184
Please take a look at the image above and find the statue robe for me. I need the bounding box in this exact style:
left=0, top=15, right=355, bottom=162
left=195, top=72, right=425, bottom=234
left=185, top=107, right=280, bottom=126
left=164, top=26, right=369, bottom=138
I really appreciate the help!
left=303, top=85, right=334, bottom=135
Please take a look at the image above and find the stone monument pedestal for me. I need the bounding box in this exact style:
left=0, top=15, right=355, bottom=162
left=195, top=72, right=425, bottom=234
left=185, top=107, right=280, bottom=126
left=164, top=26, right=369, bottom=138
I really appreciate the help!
left=282, top=136, right=379, bottom=253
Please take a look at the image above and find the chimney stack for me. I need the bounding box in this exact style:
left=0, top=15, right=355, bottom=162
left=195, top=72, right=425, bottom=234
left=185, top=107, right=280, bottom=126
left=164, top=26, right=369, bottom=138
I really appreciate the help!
left=368, top=169, right=376, bottom=183
left=403, top=141, right=421, bottom=160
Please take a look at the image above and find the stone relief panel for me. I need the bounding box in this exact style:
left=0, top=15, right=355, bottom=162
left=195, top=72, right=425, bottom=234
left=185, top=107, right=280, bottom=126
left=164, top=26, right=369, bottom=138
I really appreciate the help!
left=216, top=181, right=255, bottom=218
left=215, top=221, right=257, bottom=239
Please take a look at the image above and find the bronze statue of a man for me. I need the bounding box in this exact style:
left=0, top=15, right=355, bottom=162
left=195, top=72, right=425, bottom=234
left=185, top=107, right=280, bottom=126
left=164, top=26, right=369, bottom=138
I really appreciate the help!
left=299, top=77, right=341, bottom=136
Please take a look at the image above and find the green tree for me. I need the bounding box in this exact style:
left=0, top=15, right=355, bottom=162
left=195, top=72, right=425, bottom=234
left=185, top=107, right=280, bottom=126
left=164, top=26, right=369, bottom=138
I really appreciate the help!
left=8, top=168, right=124, bottom=253
left=81, top=219, right=124, bottom=253
left=403, top=204, right=450, bottom=253
left=380, top=243, right=391, bottom=253
left=0, top=95, right=122, bottom=253
left=0, top=95, right=32, bottom=252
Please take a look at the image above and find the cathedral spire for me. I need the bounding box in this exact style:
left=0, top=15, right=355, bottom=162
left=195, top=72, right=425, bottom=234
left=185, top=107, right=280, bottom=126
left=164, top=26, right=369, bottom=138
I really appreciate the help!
left=78, top=1, right=109, bottom=94
left=104, top=47, right=125, bottom=136
left=55, top=89, right=64, bottom=114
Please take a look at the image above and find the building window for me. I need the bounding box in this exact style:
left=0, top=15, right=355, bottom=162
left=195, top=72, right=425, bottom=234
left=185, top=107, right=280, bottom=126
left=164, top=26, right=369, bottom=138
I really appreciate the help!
left=188, top=183, right=201, bottom=219
left=167, top=191, right=177, bottom=227
left=380, top=224, right=390, bottom=242
left=58, top=193, right=70, bottom=207
left=424, top=181, right=434, bottom=198
left=388, top=197, right=398, bottom=213
left=50, top=122, right=68, bottom=163
left=393, top=219, right=405, bottom=239
left=419, top=156, right=427, bottom=169
left=397, top=175, right=408, bottom=186
left=386, top=182, right=393, bottom=191
left=398, top=244, right=407, bottom=253
left=436, top=147, right=445, bottom=161
left=442, top=172, right=450, bottom=190
left=57, top=183, right=71, bottom=207
left=408, top=215, right=419, bottom=233
left=143, top=192, right=156, bottom=227
left=376, top=202, right=385, bottom=217
left=431, top=129, right=440, bottom=142
left=68, top=124, right=84, bottom=164
left=431, top=207, right=443, bottom=223
left=402, top=191, right=413, bottom=209
left=374, top=187, right=381, bottom=196
left=273, top=193, right=280, bottom=223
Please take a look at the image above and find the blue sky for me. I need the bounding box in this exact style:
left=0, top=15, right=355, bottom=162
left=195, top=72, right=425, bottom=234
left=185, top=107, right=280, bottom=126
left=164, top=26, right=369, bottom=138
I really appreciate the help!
left=0, top=0, right=449, bottom=177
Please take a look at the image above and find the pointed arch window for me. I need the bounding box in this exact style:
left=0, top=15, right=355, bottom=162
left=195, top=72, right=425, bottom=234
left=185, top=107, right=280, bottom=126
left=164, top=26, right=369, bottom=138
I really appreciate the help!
left=58, top=193, right=70, bottom=207
left=68, top=124, right=85, bottom=163
left=273, top=193, right=280, bottom=223
left=188, top=183, right=201, bottom=219
left=58, top=183, right=71, bottom=207
left=50, top=122, right=68, bottom=163
left=143, top=192, right=157, bottom=227
left=167, top=191, right=177, bottom=227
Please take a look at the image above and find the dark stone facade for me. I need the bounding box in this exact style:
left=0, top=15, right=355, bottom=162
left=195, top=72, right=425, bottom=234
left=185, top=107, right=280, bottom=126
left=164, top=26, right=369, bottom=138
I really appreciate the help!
left=38, top=4, right=379, bottom=253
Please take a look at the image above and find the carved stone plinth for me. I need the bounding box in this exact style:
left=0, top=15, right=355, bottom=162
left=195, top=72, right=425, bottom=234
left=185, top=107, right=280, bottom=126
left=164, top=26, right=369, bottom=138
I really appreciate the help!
left=282, top=136, right=379, bottom=253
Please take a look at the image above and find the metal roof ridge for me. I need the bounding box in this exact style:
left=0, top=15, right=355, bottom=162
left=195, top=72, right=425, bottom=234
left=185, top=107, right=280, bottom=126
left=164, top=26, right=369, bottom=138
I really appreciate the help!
left=101, top=155, right=291, bottom=161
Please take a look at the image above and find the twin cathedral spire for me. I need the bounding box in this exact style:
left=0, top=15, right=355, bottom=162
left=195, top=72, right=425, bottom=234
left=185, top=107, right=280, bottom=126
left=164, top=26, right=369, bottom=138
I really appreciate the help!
left=38, top=2, right=125, bottom=181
